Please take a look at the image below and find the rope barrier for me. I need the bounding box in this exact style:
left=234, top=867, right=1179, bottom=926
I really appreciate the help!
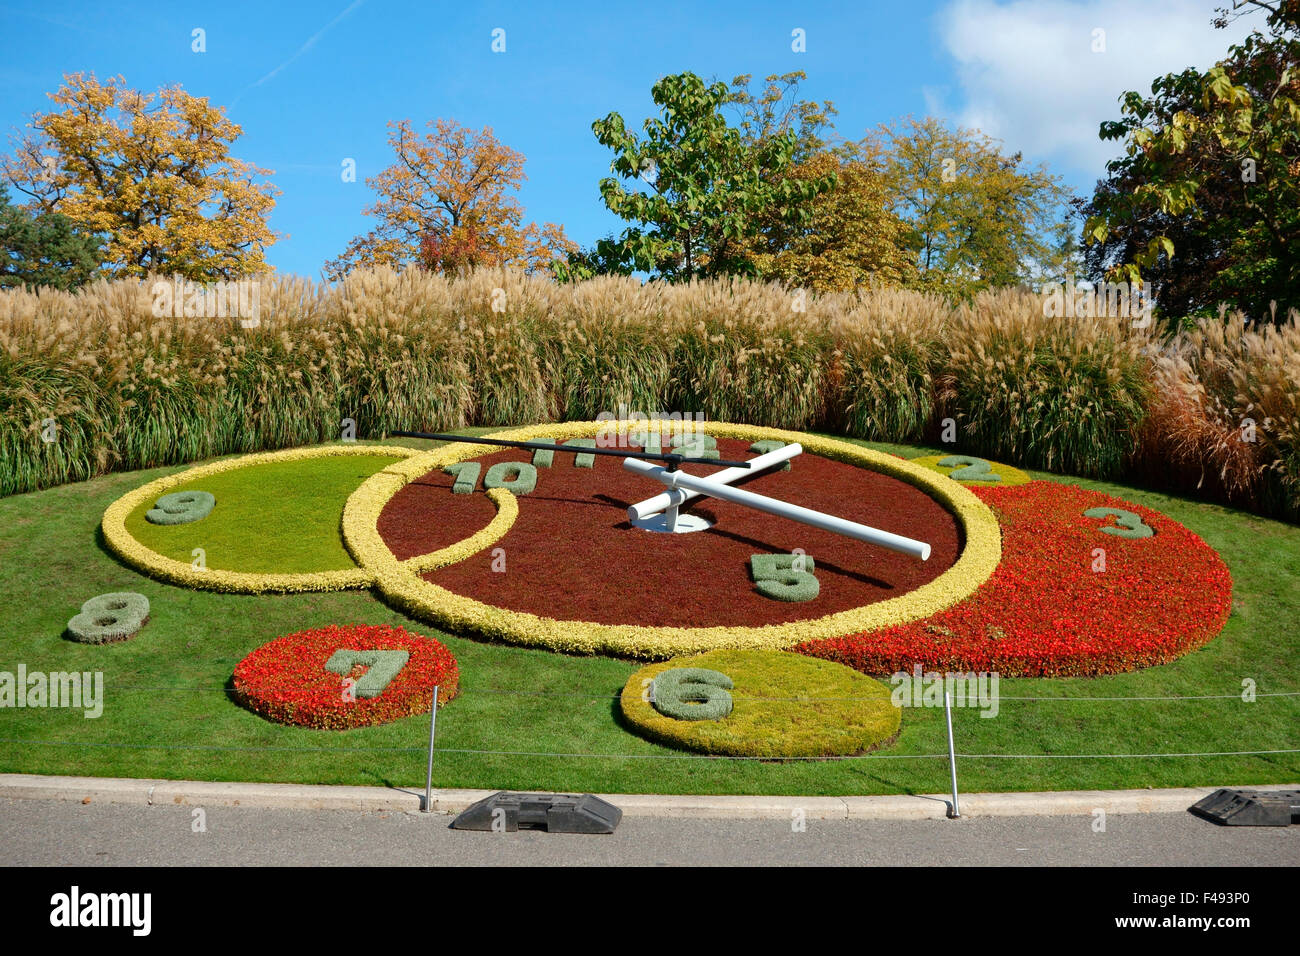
left=1, top=737, right=1295, bottom=762
left=62, top=684, right=1300, bottom=703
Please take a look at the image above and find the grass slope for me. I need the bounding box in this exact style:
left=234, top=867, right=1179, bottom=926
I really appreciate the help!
left=122, top=454, right=399, bottom=573
left=0, top=434, right=1295, bottom=796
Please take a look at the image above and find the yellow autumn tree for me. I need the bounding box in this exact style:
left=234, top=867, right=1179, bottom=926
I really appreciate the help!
left=1, top=73, right=278, bottom=280
left=746, top=143, right=917, bottom=292
left=325, top=119, right=575, bottom=279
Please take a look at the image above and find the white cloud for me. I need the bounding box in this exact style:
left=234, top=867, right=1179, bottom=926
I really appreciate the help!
left=935, top=0, right=1261, bottom=179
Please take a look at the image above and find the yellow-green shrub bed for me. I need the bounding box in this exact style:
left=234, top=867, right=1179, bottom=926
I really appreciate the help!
left=102, top=444, right=416, bottom=593
left=910, top=454, right=1032, bottom=486
left=619, top=649, right=901, bottom=758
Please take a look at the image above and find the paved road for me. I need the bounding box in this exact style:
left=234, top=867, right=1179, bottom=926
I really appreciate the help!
left=2, top=798, right=1297, bottom=866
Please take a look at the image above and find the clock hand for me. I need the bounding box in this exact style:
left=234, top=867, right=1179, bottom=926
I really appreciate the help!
left=389, top=430, right=753, bottom=469
left=629, top=441, right=802, bottom=522
left=625, top=457, right=932, bottom=560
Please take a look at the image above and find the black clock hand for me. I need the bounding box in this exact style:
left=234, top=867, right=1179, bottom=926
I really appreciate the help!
left=389, top=430, right=753, bottom=469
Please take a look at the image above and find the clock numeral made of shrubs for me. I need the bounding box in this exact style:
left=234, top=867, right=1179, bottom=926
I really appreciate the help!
left=443, top=438, right=605, bottom=495
left=650, top=667, right=735, bottom=721
left=936, top=455, right=1001, bottom=482
left=146, top=490, right=216, bottom=524
left=750, top=553, right=819, bottom=602
left=324, top=649, right=410, bottom=699
left=1083, top=507, right=1155, bottom=539
left=66, top=592, right=151, bottom=644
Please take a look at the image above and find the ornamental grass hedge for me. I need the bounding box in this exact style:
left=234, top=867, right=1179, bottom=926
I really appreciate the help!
left=3, top=267, right=1298, bottom=520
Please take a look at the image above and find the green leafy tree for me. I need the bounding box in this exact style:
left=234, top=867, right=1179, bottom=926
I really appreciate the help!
left=1083, top=1, right=1300, bottom=320
left=725, top=71, right=838, bottom=164
left=551, top=233, right=633, bottom=283
left=590, top=71, right=836, bottom=281
left=879, top=116, right=1072, bottom=298
left=0, top=184, right=103, bottom=289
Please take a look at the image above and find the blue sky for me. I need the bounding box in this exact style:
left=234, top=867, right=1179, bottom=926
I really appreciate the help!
left=0, top=0, right=1257, bottom=278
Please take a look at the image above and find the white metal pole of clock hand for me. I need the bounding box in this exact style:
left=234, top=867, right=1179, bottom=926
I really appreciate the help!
left=623, top=457, right=932, bottom=560
left=627, top=442, right=804, bottom=532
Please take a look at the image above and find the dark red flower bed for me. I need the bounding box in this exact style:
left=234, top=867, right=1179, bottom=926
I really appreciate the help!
left=232, top=624, right=459, bottom=729
left=379, top=440, right=962, bottom=627
left=796, top=482, right=1233, bottom=677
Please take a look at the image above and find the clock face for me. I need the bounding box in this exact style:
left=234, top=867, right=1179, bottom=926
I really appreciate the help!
left=378, top=438, right=963, bottom=628
left=350, top=421, right=1002, bottom=658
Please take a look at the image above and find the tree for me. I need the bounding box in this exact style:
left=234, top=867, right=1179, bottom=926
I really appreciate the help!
left=417, top=213, right=486, bottom=274
left=1083, top=1, right=1300, bottom=320
left=743, top=143, right=917, bottom=292
left=725, top=71, right=838, bottom=164
left=1, top=73, right=278, bottom=280
left=590, top=71, right=836, bottom=281
left=879, top=117, right=1072, bottom=298
left=551, top=234, right=634, bottom=283
left=0, top=184, right=103, bottom=289
left=326, top=119, right=575, bottom=279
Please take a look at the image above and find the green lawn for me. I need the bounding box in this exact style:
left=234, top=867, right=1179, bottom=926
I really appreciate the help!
left=0, top=433, right=1296, bottom=796
left=123, top=454, right=400, bottom=573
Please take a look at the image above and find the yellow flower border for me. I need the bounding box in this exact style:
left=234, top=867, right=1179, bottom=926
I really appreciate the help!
left=344, top=421, right=1004, bottom=659
left=101, top=443, right=516, bottom=594
left=910, top=454, right=1033, bottom=487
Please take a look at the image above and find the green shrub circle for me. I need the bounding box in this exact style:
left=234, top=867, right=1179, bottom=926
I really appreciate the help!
left=146, top=490, right=215, bottom=525
left=67, top=592, right=150, bottom=644
left=621, top=650, right=901, bottom=757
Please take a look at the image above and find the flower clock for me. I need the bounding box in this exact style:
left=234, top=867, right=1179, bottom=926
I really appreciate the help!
left=103, top=420, right=1232, bottom=683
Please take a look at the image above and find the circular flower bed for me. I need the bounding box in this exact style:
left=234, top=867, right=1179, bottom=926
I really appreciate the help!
left=232, top=624, right=459, bottom=729
left=796, top=482, right=1233, bottom=677
left=101, top=445, right=417, bottom=594
left=391, top=439, right=963, bottom=625
left=619, top=649, right=900, bottom=757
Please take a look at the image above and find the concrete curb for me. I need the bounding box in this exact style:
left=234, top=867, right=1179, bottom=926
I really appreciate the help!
left=2, top=774, right=1295, bottom=820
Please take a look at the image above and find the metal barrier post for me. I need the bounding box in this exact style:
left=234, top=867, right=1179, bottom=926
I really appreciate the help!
left=945, top=690, right=960, bottom=819
left=423, top=685, right=439, bottom=813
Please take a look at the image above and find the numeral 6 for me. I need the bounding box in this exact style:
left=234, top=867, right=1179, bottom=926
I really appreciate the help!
left=651, top=667, right=734, bottom=721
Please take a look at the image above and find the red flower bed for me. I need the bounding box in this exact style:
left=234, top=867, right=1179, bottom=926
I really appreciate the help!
left=232, top=624, right=459, bottom=729
left=796, top=482, right=1233, bottom=677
